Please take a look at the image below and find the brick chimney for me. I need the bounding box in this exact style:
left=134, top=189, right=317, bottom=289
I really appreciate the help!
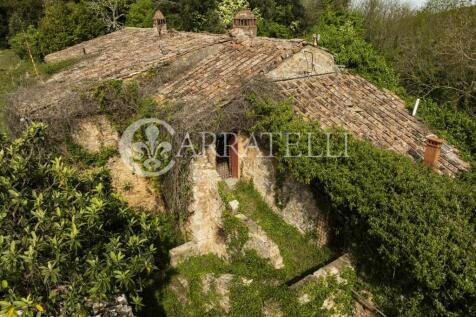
left=424, top=135, right=443, bottom=168
left=232, top=9, right=257, bottom=37
left=153, top=10, right=167, bottom=35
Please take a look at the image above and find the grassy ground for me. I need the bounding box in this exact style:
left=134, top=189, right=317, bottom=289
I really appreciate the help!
left=157, top=181, right=347, bottom=316
left=232, top=181, right=331, bottom=280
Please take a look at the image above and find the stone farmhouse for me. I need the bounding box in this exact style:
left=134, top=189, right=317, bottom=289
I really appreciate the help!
left=11, top=9, right=469, bottom=267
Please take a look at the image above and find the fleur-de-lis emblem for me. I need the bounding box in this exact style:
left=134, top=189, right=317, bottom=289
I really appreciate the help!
left=131, top=125, right=172, bottom=171
left=119, top=119, right=176, bottom=177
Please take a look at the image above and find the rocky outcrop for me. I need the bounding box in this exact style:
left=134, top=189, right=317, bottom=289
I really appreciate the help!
left=202, top=274, right=234, bottom=313
left=235, top=213, right=284, bottom=269
left=291, top=254, right=353, bottom=290
left=85, top=294, right=134, bottom=317
left=107, top=156, right=164, bottom=212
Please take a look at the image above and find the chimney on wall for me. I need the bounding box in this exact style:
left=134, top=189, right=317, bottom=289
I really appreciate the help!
left=424, top=135, right=443, bottom=169
left=153, top=10, right=167, bottom=35
left=232, top=9, right=257, bottom=37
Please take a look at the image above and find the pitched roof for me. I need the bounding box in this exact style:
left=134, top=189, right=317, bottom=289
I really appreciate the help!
left=18, top=27, right=469, bottom=175
left=275, top=73, right=469, bottom=175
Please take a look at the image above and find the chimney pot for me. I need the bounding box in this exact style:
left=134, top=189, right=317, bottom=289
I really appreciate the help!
left=424, top=135, right=443, bottom=169
left=153, top=10, right=167, bottom=35
left=232, top=9, right=257, bottom=37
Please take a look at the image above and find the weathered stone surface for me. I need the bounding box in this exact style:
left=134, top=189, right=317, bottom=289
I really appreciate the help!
left=238, top=135, right=330, bottom=245
left=169, top=241, right=200, bottom=267
left=238, top=214, right=285, bottom=269
left=262, top=301, right=284, bottom=317
left=72, top=115, right=118, bottom=153
left=107, top=156, right=164, bottom=212
left=169, top=277, right=191, bottom=306
left=266, top=46, right=335, bottom=80
left=228, top=200, right=240, bottom=212
left=202, top=273, right=234, bottom=313
left=85, top=294, right=135, bottom=317
left=291, top=254, right=353, bottom=290
left=185, top=153, right=227, bottom=260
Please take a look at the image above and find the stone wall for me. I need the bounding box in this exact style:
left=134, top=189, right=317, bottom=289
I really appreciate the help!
left=266, top=46, right=336, bottom=81
left=238, top=135, right=330, bottom=246
left=182, top=151, right=227, bottom=261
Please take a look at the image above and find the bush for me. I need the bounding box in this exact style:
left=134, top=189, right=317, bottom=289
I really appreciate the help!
left=0, top=124, right=176, bottom=316
left=8, top=25, right=41, bottom=60
left=249, top=95, right=476, bottom=316
left=308, top=10, right=400, bottom=91
left=126, top=0, right=156, bottom=28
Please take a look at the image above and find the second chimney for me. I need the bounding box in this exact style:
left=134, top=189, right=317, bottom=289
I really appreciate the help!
left=424, top=135, right=443, bottom=169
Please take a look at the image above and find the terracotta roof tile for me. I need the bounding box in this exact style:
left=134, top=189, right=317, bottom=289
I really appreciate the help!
left=275, top=73, right=469, bottom=175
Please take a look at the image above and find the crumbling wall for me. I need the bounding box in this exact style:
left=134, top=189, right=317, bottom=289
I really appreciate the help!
left=180, top=151, right=227, bottom=262
left=238, top=135, right=330, bottom=246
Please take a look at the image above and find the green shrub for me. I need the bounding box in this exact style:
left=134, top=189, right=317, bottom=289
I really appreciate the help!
left=0, top=124, right=176, bottom=316
left=249, top=95, right=476, bottom=316
left=308, top=10, right=400, bottom=91
left=8, top=25, right=41, bottom=60
left=126, top=0, right=156, bottom=28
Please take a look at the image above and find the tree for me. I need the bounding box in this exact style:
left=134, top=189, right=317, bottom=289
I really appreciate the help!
left=158, top=0, right=223, bottom=33
left=9, top=0, right=107, bottom=58
left=86, top=0, right=129, bottom=31
left=0, top=124, right=175, bottom=315
left=126, top=0, right=156, bottom=27
left=216, top=0, right=257, bottom=27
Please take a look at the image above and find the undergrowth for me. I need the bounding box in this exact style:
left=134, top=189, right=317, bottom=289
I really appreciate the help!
left=160, top=181, right=341, bottom=316
left=230, top=181, right=331, bottom=280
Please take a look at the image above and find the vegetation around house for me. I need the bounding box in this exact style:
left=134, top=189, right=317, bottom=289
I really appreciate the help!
left=248, top=94, right=476, bottom=316
left=0, top=1, right=474, bottom=316
left=160, top=181, right=347, bottom=317
left=0, top=124, right=177, bottom=316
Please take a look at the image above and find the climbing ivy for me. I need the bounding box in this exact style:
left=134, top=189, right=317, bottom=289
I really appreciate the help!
left=248, top=95, right=476, bottom=316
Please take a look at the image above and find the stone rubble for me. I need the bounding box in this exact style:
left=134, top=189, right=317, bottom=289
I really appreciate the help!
left=235, top=213, right=285, bottom=269
left=85, top=294, right=134, bottom=317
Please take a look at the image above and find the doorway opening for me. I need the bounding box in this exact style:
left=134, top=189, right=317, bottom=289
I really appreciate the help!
left=215, top=133, right=239, bottom=179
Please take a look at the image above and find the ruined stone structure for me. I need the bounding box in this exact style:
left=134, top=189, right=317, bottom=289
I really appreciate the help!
left=16, top=10, right=470, bottom=267
left=232, top=9, right=257, bottom=37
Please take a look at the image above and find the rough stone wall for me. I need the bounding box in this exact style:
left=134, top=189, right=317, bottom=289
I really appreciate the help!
left=186, top=152, right=227, bottom=258
left=266, top=46, right=336, bottom=80
left=238, top=135, right=330, bottom=246
left=71, top=115, right=118, bottom=153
